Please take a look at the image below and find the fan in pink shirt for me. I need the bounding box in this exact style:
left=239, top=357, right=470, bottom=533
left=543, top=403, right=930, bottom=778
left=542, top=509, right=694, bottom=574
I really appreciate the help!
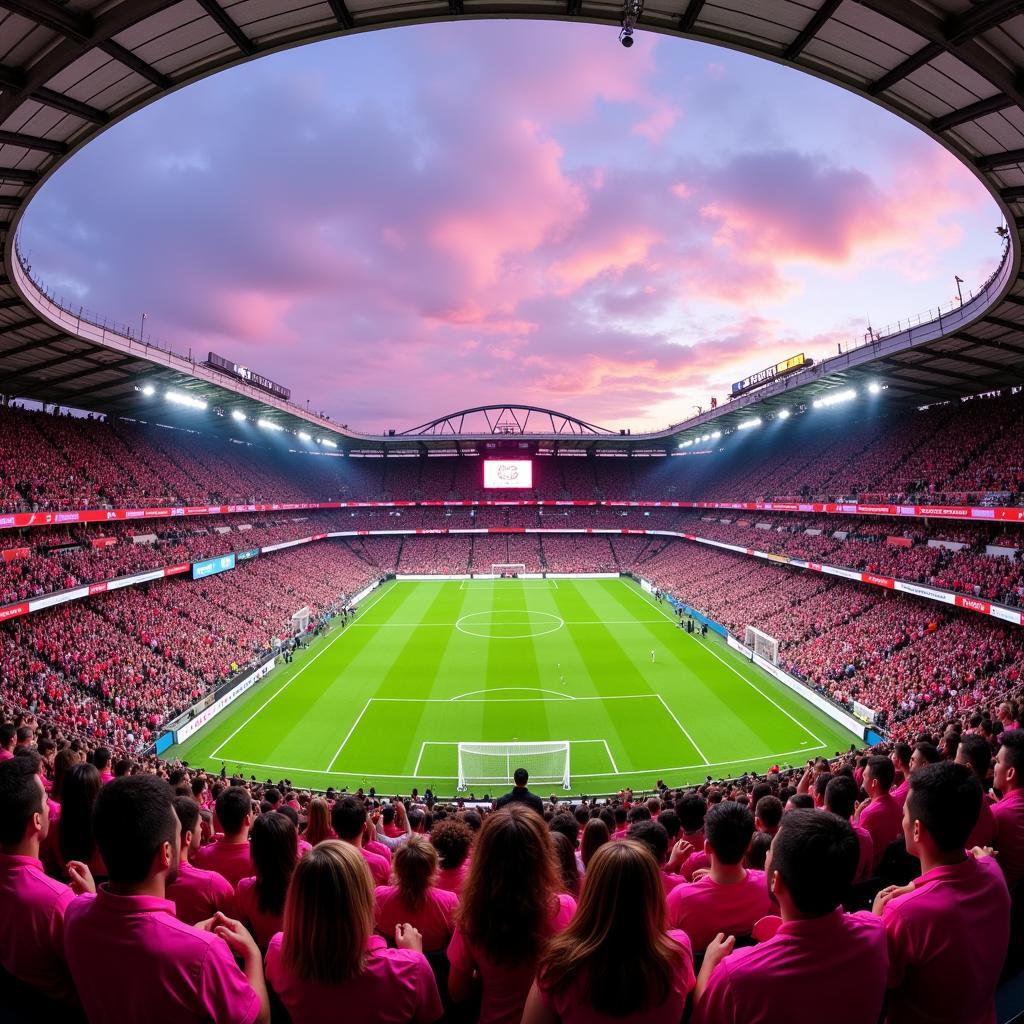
left=667, top=800, right=775, bottom=953
left=0, top=723, right=16, bottom=761
left=855, top=755, right=904, bottom=874
left=194, top=785, right=254, bottom=887
left=376, top=835, right=459, bottom=951
left=824, top=775, right=874, bottom=882
left=890, top=742, right=913, bottom=809
left=956, top=735, right=998, bottom=850
left=523, top=840, right=695, bottom=1024
left=875, top=761, right=1010, bottom=1024
left=235, top=811, right=298, bottom=951
left=63, top=775, right=269, bottom=1024
left=0, top=755, right=95, bottom=1007
left=333, top=795, right=392, bottom=885
left=264, top=840, right=442, bottom=1024
left=692, top=809, right=887, bottom=1024
left=166, top=796, right=236, bottom=925
left=991, top=729, right=1024, bottom=887
left=448, top=805, right=577, bottom=1024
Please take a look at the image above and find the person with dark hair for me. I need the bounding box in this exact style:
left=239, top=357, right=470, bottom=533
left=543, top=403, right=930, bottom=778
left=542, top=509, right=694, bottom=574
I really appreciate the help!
left=785, top=794, right=814, bottom=811
left=910, top=742, right=941, bottom=770
left=693, top=810, right=886, bottom=1024
left=627, top=820, right=685, bottom=893
left=854, top=755, right=902, bottom=874
left=93, top=747, right=113, bottom=785
left=0, top=722, right=16, bottom=761
left=64, top=775, right=268, bottom=1024
left=376, top=834, right=459, bottom=951
left=550, top=832, right=581, bottom=898
left=448, top=806, right=575, bottom=1023
left=236, top=812, right=298, bottom=950
left=956, top=733, right=997, bottom=849
left=166, top=796, right=236, bottom=926
left=49, top=761, right=105, bottom=881
left=875, top=762, right=1010, bottom=1024
left=0, top=756, right=93, bottom=1005
left=195, top=785, right=254, bottom=887
left=992, top=729, right=1024, bottom=886
left=676, top=793, right=706, bottom=846
left=496, top=768, right=544, bottom=815
left=332, top=796, right=390, bottom=885
left=754, top=796, right=783, bottom=836
left=430, top=816, right=473, bottom=894
left=667, top=801, right=774, bottom=953
left=265, top=841, right=441, bottom=1023
left=580, top=818, right=609, bottom=869
left=523, top=841, right=695, bottom=1023
left=890, top=742, right=914, bottom=808
left=824, top=775, right=873, bottom=882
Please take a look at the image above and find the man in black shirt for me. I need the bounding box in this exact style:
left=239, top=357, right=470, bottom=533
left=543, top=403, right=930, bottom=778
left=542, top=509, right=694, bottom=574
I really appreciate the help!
left=495, top=768, right=544, bottom=815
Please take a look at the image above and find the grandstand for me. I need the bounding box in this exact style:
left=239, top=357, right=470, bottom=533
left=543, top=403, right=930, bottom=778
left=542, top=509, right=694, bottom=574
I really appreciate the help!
left=2, top=1, right=1024, bottom=1022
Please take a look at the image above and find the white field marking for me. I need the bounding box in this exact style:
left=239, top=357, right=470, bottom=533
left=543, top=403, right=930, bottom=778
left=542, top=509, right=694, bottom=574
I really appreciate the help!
left=209, top=581, right=394, bottom=760
left=455, top=609, right=564, bottom=640
left=345, top=619, right=667, bottom=627
left=450, top=687, right=576, bottom=701
left=413, top=742, right=427, bottom=776
left=602, top=739, right=619, bottom=774
left=641, top=588, right=825, bottom=748
left=459, top=578, right=559, bottom=590
left=417, top=739, right=618, bottom=775
left=209, top=742, right=826, bottom=781
left=655, top=694, right=710, bottom=765
left=370, top=694, right=659, bottom=703
left=325, top=699, right=373, bottom=772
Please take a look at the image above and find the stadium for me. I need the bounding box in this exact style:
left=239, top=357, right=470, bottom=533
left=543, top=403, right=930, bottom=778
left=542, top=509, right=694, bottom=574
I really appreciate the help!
left=1, top=1, right=1024, bottom=1022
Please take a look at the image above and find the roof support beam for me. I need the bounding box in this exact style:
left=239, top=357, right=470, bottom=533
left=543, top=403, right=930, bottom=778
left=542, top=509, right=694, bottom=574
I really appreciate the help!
left=678, top=0, right=705, bottom=33
left=100, top=40, right=171, bottom=89
left=0, top=0, right=91, bottom=41
left=0, top=350, right=83, bottom=384
left=194, top=0, right=254, bottom=55
left=932, top=94, right=1013, bottom=133
left=0, top=166, right=38, bottom=184
left=0, top=316, right=40, bottom=334
left=22, top=356, right=135, bottom=390
left=1001, top=186, right=1024, bottom=202
left=33, top=85, right=108, bottom=124
left=946, top=0, right=1024, bottom=47
left=976, top=148, right=1024, bottom=171
left=325, top=0, right=354, bottom=29
left=784, top=0, right=842, bottom=60
left=0, top=129, right=66, bottom=154
left=983, top=314, right=1024, bottom=333
left=0, top=334, right=61, bottom=359
left=868, top=41, right=942, bottom=96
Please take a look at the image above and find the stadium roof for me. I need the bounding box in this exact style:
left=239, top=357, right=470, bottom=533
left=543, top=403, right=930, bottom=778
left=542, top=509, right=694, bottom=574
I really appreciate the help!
left=2, top=0, right=1024, bottom=453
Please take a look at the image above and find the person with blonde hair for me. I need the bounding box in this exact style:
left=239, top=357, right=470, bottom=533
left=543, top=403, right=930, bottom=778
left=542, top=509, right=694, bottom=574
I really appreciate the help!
left=303, top=796, right=335, bottom=847
left=522, top=840, right=694, bottom=1023
left=447, top=805, right=576, bottom=1024
left=376, top=835, right=458, bottom=952
left=264, top=840, right=441, bottom=1023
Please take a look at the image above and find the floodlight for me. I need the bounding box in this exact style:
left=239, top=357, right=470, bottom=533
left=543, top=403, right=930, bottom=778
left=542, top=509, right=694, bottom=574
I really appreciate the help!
left=777, top=409, right=791, bottom=420
left=165, top=389, right=207, bottom=411
left=736, top=417, right=762, bottom=430
left=867, top=381, right=883, bottom=395
left=710, top=430, right=722, bottom=439
left=231, top=410, right=247, bottom=422
left=298, top=431, right=312, bottom=441
left=257, top=418, right=285, bottom=432
left=812, top=388, right=857, bottom=409
left=321, top=438, right=338, bottom=449
left=141, top=384, right=155, bottom=397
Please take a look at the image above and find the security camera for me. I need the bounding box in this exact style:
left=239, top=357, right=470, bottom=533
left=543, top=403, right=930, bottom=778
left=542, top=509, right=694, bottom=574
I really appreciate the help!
left=620, top=26, right=634, bottom=46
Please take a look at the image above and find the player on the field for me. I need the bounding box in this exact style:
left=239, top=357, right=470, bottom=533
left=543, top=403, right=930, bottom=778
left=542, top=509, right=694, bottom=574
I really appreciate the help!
left=650, top=649, right=656, bottom=663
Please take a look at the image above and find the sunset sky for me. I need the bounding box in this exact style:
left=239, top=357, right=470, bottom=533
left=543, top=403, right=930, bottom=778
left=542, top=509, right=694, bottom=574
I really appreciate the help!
left=19, top=21, right=1003, bottom=434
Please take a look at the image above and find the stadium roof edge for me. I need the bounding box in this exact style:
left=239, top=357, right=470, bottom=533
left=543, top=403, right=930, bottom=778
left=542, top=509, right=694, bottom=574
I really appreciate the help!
left=1, top=0, right=1024, bottom=452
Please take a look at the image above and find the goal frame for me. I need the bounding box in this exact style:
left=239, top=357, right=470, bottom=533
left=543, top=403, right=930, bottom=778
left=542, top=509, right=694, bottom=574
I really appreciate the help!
left=744, top=625, right=780, bottom=665
left=491, top=563, right=527, bottom=577
left=457, top=740, right=571, bottom=791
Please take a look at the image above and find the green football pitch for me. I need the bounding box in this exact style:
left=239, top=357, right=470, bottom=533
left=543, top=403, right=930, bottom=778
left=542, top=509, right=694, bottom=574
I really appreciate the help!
left=169, top=577, right=861, bottom=795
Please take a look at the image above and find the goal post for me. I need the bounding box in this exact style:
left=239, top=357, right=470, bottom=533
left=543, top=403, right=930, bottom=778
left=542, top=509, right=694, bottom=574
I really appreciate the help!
left=457, top=741, right=571, bottom=791
left=744, top=625, right=780, bottom=665
left=491, top=563, right=527, bottom=577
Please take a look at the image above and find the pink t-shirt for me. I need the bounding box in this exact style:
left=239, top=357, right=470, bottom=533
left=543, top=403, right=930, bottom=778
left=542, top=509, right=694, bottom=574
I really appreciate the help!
left=853, top=824, right=875, bottom=883
left=666, top=870, right=775, bottom=952
left=359, top=845, right=391, bottom=886
left=265, top=932, right=442, bottom=1024
left=64, top=888, right=260, bottom=1024
left=681, top=850, right=709, bottom=881
left=694, top=909, right=887, bottom=1024
left=0, top=853, right=77, bottom=1003
left=375, top=884, right=459, bottom=952
left=859, top=794, right=903, bottom=872
left=537, top=928, right=695, bottom=1024
left=991, top=788, right=1024, bottom=886
left=891, top=779, right=910, bottom=809
left=882, top=856, right=1010, bottom=1024
left=436, top=862, right=469, bottom=895
left=366, top=839, right=392, bottom=864
left=194, top=838, right=253, bottom=888
left=235, top=876, right=284, bottom=951
left=966, top=797, right=996, bottom=852
left=447, top=892, right=577, bottom=1024
left=166, top=859, right=236, bottom=926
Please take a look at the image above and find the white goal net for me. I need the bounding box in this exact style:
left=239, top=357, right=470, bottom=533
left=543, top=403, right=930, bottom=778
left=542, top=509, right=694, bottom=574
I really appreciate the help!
left=491, top=563, right=527, bottom=577
left=744, top=625, right=780, bottom=665
left=457, top=741, right=571, bottom=791
left=291, top=605, right=310, bottom=635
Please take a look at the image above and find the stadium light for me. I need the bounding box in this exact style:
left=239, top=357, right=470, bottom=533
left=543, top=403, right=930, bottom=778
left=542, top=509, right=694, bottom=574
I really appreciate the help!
left=257, top=418, right=285, bottom=432
left=867, top=381, right=884, bottom=395
left=141, top=384, right=155, bottom=397
left=812, top=388, right=857, bottom=409
left=165, top=389, right=207, bottom=411
left=320, top=438, right=338, bottom=449
left=678, top=439, right=693, bottom=448
left=298, top=431, right=312, bottom=442
left=736, top=417, right=762, bottom=431
left=777, top=409, right=791, bottom=420
left=711, top=430, right=722, bottom=439
left=231, top=410, right=247, bottom=422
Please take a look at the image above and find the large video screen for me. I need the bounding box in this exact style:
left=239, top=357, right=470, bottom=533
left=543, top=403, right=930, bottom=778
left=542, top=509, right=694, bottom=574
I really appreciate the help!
left=483, top=459, right=533, bottom=489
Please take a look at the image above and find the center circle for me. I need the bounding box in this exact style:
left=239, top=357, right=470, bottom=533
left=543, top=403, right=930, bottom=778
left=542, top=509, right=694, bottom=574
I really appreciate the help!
left=455, top=610, right=565, bottom=639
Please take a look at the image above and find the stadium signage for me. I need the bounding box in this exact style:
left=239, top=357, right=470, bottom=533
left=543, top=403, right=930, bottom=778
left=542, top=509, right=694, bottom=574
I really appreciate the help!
left=192, top=553, right=236, bottom=579
left=730, top=353, right=809, bottom=397
left=174, top=656, right=277, bottom=743
left=236, top=548, right=260, bottom=561
left=206, top=351, right=291, bottom=401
